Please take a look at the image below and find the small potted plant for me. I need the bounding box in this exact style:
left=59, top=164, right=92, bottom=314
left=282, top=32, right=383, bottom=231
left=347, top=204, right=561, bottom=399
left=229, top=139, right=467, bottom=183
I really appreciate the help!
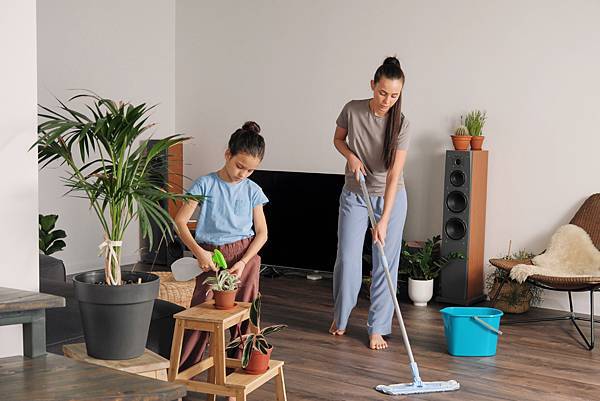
left=464, top=110, right=487, bottom=150
left=451, top=123, right=471, bottom=151
left=203, top=250, right=240, bottom=309
left=401, top=235, right=463, bottom=306
left=486, top=249, right=543, bottom=313
left=227, top=293, right=286, bottom=374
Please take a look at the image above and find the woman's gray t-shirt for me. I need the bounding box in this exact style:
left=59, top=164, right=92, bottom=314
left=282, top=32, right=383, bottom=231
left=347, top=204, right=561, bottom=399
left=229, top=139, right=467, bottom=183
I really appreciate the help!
left=336, top=99, right=410, bottom=196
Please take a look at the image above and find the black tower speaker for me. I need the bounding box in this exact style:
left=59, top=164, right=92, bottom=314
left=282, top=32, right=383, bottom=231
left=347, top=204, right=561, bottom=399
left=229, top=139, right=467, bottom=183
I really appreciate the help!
left=437, top=150, right=488, bottom=305
left=139, top=141, right=184, bottom=267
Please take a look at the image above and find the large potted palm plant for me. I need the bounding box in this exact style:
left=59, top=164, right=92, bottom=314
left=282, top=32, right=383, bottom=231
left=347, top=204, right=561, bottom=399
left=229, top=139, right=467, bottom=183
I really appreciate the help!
left=35, top=93, right=202, bottom=359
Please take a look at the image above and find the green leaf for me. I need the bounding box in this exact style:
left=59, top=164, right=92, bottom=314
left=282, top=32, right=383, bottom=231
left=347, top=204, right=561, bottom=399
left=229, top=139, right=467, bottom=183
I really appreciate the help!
left=250, top=293, right=262, bottom=328
left=241, top=335, right=255, bottom=368
left=226, top=336, right=243, bottom=351
left=46, top=240, right=66, bottom=255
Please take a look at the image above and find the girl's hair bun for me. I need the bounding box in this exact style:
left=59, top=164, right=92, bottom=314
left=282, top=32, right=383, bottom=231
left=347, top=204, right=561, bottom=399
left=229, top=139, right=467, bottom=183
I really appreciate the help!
left=242, top=121, right=261, bottom=134
left=383, top=56, right=400, bottom=67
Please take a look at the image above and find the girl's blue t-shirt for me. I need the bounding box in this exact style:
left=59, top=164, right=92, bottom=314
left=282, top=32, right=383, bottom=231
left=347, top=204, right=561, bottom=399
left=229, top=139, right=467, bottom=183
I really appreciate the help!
left=187, top=172, right=268, bottom=246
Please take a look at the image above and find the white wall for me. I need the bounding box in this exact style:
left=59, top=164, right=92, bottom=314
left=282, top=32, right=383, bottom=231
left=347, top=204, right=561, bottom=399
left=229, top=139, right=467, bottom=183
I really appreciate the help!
left=176, top=0, right=600, bottom=313
left=37, top=0, right=176, bottom=273
left=0, top=0, right=39, bottom=357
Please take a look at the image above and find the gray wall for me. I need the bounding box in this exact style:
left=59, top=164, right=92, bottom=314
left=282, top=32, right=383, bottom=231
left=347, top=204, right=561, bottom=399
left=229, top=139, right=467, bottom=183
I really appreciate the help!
left=175, top=0, right=600, bottom=312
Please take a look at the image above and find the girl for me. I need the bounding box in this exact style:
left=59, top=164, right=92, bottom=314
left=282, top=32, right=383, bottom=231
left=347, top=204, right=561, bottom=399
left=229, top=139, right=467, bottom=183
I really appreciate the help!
left=174, top=121, right=268, bottom=371
left=330, top=57, right=410, bottom=350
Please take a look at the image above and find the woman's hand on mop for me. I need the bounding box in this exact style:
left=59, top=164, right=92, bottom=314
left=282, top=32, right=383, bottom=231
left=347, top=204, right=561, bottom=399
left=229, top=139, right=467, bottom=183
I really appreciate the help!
left=372, top=219, right=388, bottom=246
left=229, top=260, right=246, bottom=277
left=347, top=154, right=366, bottom=182
left=196, top=249, right=217, bottom=272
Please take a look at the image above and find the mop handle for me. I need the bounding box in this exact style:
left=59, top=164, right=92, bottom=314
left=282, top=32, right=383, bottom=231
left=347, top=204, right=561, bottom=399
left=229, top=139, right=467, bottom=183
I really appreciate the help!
left=358, top=173, right=416, bottom=365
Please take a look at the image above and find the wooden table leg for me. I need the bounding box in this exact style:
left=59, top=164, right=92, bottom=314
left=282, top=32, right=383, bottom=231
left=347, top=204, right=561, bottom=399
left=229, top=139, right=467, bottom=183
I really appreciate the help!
left=275, top=366, right=287, bottom=401
left=168, top=319, right=185, bottom=382
left=22, top=310, right=46, bottom=358
left=236, top=390, right=247, bottom=401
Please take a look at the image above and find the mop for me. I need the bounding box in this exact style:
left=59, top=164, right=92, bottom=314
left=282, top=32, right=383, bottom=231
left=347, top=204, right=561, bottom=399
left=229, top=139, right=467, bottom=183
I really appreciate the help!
left=358, top=173, right=460, bottom=396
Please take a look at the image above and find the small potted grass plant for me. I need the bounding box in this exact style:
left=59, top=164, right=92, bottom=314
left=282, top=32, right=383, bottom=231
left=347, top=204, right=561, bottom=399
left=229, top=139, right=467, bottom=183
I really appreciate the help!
left=451, top=124, right=471, bottom=151
left=203, top=250, right=240, bottom=309
left=227, top=293, right=286, bottom=374
left=464, top=110, right=487, bottom=150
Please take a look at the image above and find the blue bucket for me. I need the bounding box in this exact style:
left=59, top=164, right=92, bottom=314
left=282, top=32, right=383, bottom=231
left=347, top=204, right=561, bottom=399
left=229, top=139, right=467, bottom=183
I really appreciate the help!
left=440, top=307, right=503, bottom=356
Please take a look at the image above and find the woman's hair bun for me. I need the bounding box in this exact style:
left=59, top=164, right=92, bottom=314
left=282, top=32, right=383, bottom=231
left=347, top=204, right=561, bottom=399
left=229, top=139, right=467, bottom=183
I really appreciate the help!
left=383, top=56, right=400, bottom=67
left=242, top=121, right=261, bottom=134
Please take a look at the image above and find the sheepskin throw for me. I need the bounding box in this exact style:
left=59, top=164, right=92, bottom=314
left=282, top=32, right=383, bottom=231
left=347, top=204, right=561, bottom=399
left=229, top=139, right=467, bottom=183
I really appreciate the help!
left=510, top=224, right=600, bottom=283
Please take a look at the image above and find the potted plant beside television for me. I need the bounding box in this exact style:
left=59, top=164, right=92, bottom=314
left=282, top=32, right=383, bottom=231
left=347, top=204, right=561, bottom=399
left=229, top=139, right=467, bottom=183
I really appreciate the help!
left=227, top=293, right=286, bottom=374
left=401, top=235, right=463, bottom=306
left=35, top=93, right=202, bottom=360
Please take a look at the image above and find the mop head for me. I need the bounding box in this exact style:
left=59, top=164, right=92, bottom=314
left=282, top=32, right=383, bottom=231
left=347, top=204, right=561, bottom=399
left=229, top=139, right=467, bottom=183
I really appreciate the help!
left=376, top=380, right=460, bottom=395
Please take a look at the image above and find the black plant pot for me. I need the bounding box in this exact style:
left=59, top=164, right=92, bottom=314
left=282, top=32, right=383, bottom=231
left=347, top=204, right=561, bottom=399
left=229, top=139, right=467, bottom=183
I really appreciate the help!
left=73, top=270, right=159, bottom=360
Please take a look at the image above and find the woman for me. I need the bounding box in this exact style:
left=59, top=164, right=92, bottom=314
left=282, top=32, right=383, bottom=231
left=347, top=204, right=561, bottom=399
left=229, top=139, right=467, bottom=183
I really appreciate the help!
left=330, top=56, right=410, bottom=350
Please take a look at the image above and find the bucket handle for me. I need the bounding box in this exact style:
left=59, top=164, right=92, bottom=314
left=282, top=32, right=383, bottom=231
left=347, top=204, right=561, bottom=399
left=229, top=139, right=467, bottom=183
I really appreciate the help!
left=472, top=316, right=503, bottom=336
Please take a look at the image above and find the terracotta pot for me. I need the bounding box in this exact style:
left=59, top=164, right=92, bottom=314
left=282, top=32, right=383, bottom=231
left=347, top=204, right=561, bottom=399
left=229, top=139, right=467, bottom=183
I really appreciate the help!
left=451, top=135, right=471, bottom=151
left=244, top=347, right=273, bottom=375
left=470, top=135, right=485, bottom=150
left=212, top=289, right=237, bottom=310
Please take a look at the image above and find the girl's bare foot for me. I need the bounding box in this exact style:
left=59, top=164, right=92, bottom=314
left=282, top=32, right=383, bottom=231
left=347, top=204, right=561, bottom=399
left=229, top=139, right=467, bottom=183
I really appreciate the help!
left=228, top=397, right=236, bottom=401
left=329, top=321, right=346, bottom=336
left=369, top=333, right=388, bottom=350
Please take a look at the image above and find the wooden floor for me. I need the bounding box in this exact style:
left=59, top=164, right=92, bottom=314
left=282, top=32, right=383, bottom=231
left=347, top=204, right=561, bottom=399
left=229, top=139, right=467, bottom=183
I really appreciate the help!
left=186, top=274, right=600, bottom=401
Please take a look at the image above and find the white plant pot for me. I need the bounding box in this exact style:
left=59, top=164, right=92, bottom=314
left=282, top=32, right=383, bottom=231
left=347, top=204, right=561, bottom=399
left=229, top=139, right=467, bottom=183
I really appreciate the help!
left=408, top=278, right=434, bottom=307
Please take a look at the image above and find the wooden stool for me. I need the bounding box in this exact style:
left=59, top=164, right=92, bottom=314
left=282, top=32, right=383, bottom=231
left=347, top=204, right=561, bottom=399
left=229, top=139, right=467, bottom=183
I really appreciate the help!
left=168, top=300, right=287, bottom=401
left=63, top=343, right=170, bottom=381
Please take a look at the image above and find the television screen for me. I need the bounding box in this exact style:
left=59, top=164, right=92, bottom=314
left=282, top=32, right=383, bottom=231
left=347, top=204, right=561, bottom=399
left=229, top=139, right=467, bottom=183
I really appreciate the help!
left=250, top=170, right=345, bottom=272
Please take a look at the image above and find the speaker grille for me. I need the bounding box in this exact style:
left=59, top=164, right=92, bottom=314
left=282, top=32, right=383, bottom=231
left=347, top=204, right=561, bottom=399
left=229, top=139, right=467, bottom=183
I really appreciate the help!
left=445, top=217, right=467, bottom=240
left=446, top=191, right=468, bottom=213
left=450, top=170, right=466, bottom=187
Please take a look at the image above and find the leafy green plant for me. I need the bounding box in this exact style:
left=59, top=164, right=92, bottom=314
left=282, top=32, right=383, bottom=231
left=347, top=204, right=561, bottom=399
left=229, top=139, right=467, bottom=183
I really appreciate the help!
left=39, top=214, right=67, bottom=255
left=34, top=92, right=202, bottom=285
left=463, top=110, right=487, bottom=136
left=400, top=235, right=463, bottom=280
left=203, top=269, right=240, bottom=292
left=226, top=293, right=287, bottom=368
left=486, top=249, right=543, bottom=308
left=453, top=125, right=470, bottom=136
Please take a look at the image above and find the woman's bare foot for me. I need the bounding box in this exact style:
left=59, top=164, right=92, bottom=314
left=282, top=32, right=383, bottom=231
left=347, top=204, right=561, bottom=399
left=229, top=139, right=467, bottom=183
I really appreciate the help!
left=369, top=333, right=388, bottom=350
left=329, top=321, right=346, bottom=336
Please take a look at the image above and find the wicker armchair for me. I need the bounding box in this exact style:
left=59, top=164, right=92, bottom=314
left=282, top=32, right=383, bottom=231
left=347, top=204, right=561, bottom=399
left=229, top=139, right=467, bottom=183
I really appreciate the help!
left=489, top=193, right=600, bottom=350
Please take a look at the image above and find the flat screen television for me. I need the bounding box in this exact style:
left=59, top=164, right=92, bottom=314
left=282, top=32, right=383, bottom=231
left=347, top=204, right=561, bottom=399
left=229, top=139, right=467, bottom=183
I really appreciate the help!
left=250, top=170, right=346, bottom=272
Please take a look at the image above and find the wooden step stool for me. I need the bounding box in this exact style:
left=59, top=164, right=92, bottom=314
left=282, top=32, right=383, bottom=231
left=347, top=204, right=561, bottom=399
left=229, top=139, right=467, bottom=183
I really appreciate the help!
left=168, top=300, right=287, bottom=401
left=63, top=343, right=170, bottom=381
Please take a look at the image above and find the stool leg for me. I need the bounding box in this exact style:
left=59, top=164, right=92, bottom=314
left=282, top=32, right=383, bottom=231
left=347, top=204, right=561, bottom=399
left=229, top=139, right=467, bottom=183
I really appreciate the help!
left=213, top=323, right=226, bottom=385
left=275, top=366, right=287, bottom=401
left=168, top=319, right=185, bottom=382
left=206, top=366, right=216, bottom=401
